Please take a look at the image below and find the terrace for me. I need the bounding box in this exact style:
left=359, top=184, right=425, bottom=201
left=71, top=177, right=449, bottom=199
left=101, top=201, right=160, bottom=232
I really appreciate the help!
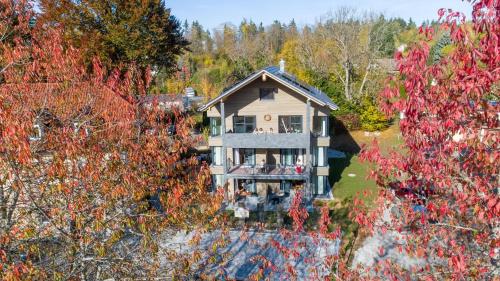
left=226, top=164, right=310, bottom=180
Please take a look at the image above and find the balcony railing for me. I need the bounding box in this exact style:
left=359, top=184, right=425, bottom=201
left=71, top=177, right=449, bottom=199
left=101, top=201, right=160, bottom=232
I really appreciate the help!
left=222, top=132, right=309, bottom=149
left=227, top=164, right=310, bottom=178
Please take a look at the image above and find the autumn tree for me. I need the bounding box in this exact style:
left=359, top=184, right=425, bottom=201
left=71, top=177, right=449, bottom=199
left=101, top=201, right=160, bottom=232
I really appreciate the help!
left=38, top=0, right=189, bottom=76
left=0, top=1, right=221, bottom=280
left=359, top=0, right=499, bottom=279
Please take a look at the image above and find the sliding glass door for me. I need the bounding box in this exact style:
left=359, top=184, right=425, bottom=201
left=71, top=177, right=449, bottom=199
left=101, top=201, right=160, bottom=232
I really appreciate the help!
left=235, top=148, right=255, bottom=166
left=280, top=149, right=304, bottom=166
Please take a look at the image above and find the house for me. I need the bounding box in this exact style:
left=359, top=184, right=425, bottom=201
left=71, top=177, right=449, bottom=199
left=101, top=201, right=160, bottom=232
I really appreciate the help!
left=199, top=60, right=338, bottom=208
left=138, top=88, right=205, bottom=113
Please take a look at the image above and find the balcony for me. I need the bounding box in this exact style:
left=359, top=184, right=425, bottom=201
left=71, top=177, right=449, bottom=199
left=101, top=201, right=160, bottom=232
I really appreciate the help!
left=226, top=164, right=309, bottom=180
left=222, top=132, right=309, bottom=149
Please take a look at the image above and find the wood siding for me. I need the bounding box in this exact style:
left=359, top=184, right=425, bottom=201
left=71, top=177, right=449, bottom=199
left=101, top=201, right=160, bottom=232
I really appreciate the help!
left=207, top=76, right=331, bottom=132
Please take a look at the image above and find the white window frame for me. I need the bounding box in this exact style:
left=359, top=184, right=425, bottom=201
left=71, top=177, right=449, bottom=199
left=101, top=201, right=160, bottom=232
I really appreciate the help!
left=314, top=176, right=327, bottom=195
left=211, top=147, right=223, bottom=166
left=212, top=174, right=223, bottom=191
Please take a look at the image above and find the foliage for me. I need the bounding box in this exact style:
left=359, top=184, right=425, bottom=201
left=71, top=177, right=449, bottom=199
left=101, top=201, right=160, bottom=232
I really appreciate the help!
left=360, top=1, right=499, bottom=279
left=38, top=0, right=189, bottom=75
left=169, top=14, right=416, bottom=118
left=360, top=98, right=390, bottom=131
left=0, top=2, right=222, bottom=279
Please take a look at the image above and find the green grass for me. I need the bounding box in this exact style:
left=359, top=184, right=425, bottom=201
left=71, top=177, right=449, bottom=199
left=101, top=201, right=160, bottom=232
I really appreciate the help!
left=329, top=124, right=403, bottom=207
left=330, top=155, right=378, bottom=206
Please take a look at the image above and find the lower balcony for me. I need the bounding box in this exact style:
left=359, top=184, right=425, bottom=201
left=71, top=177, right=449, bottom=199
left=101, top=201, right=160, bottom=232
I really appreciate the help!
left=227, top=164, right=309, bottom=180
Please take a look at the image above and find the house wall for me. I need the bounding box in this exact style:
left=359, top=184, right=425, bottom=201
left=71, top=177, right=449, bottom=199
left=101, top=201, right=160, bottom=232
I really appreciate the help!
left=207, top=74, right=333, bottom=201
left=206, top=77, right=330, bottom=132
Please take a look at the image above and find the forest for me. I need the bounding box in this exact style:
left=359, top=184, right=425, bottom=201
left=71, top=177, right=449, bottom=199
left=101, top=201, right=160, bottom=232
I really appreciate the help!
left=166, top=11, right=451, bottom=131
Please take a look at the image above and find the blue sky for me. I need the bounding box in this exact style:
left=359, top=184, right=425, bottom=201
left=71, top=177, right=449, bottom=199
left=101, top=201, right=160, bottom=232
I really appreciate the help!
left=168, top=0, right=473, bottom=30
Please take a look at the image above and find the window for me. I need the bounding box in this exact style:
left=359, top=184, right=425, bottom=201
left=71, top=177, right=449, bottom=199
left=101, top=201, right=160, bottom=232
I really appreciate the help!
left=237, top=179, right=256, bottom=194
left=242, top=149, right=256, bottom=166
left=210, top=117, right=221, bottom=136
left=313, top=176, right=328, bottom=195
left=313, top=116, right=328, bottom=137
left=278, top=115, right=303, bottom=133
left=313, top=147, right=327, bottom=166
left=211, top=146, right=223, bottom=165
left=212, top=174, right=223, bottom=191
left=280, top=149, right=303, bottom=166
left=280, top=180, right=292, bottom=194
left=233, top=116, right=256, bottom=133
left=259, top=88, right=277, bottom=100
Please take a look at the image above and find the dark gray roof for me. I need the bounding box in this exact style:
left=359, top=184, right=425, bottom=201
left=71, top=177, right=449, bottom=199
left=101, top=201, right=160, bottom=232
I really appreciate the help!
left=199, top=66, right=339, bottom=111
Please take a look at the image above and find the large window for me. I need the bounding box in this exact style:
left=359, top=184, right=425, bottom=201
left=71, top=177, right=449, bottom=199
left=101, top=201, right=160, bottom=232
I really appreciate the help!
left=279, top=115, right=303, bottom=133
left=242, top=149, right=256, bottom=166
left=233, top=148, right=255, bottom=166
left=313, top=147, right=327, bottom=166
left=233, top=116, right=256, bottom=133
left=211, top=146, right=223, bottom=166
left=313, top=116, right=328, bottom=137
left=260, top=88, right=277, bottom=101
left=210, top=117, right=221, bottom=136
left=313, top=176, right=328, bottom=195
left=280, top=149, right=303, bottom=166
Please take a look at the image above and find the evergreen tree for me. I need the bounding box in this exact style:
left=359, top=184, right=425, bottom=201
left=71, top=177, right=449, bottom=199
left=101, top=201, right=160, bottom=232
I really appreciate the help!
left=429, top=32, right=452, bottom=64
left=39, top=0, right=189, bottom=74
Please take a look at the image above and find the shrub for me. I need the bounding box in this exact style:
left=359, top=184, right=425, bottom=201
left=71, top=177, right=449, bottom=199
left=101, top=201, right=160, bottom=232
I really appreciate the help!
left=360, top=99, right=389, bottom=131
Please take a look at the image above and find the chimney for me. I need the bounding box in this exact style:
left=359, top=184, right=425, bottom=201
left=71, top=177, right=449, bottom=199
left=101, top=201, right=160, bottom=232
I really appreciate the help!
left=279, top=59, right=285, bottom=73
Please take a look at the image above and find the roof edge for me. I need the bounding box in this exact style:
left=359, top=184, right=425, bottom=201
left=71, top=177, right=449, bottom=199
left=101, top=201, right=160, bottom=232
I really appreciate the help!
left=199, top=68, right=339, bottom=112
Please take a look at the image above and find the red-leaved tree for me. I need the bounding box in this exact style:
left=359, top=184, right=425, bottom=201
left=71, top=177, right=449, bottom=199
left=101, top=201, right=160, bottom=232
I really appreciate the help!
left=358, top=0, right=499, bottom=279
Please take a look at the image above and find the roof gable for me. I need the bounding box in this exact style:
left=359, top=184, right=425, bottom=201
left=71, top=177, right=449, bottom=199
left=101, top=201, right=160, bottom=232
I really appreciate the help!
left=199, top=66, right=338, bottom=111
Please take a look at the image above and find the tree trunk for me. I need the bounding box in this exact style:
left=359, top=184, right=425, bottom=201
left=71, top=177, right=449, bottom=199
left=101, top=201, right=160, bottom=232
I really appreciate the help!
left=358, top=63, right=371, bottom=98
left=344, top=64, right=351, bottom=101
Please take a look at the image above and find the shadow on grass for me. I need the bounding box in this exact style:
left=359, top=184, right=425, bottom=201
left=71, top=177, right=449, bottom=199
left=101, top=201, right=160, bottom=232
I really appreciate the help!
left=328, top=117, right=361, bottom=187
left=329, top=153, right=354, bottom=186
left=330, top=117, right=361, bottom=154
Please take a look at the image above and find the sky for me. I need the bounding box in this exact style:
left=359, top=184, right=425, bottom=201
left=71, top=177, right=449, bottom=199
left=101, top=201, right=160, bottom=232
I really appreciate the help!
left=168, top=0, right=473, bottom=30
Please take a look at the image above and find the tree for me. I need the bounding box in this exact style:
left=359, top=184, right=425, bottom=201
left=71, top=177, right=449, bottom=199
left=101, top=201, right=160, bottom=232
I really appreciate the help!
left=360, top=1, right=499, bottom=279
left=0, top=2, right=221, bottom=279
left=38, top=0, right=189, bottom=75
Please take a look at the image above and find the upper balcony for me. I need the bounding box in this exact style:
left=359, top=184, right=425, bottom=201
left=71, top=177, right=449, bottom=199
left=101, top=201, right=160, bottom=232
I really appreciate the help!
left=207, top=115, right=330, bottom=148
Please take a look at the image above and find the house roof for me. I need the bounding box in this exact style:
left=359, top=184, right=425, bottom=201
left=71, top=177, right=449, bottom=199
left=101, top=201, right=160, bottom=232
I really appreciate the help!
left=139, top=94, right=186, bottom=111
left=198, top=66, right=339, bottom=111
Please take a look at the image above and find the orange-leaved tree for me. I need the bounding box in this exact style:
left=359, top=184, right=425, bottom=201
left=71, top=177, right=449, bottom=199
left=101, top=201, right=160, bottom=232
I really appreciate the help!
left=0, top=1, right=222, bottom=280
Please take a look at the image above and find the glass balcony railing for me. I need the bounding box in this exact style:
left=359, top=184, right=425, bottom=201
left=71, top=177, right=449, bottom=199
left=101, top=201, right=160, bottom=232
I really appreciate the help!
left=227, top=164, right=310, bottom=176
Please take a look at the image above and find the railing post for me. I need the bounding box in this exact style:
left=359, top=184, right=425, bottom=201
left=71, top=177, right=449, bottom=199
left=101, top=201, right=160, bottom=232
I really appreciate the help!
left=221, top=100, right=228, bottom=200
left=305, top=99, right=312, bottom=200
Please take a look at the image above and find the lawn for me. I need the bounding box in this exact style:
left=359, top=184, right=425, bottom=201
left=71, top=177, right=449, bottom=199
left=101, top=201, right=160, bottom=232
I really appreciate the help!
left=330, top=124, right=402, bottom=206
